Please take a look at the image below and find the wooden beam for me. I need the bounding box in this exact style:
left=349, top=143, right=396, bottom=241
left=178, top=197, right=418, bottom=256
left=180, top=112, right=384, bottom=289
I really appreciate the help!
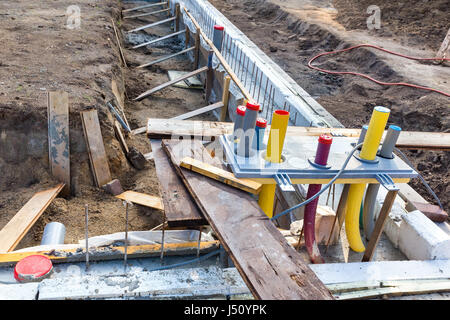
left=132, top=29, right=186, bottom=49
left=116, top=191, right=164, bottom=211
left=180, top=157, right=262, bottom=194
left=128, top=16, right=176, bottom=33
left=80, top=109, right=112, bottom=187
left=171, top=102, right=223, bottom=120
left=137, top=46, right=195, bottom=69
left=122, top=2, right=168, bottom=13
left=150, top=139, right=207, bottom=227
left=47, top=91, right=70, bottom=196
left=134, top=66, right=208, bottom=101
left=0, top=184, right=65, bottom=253
left=145, top=119, right=450, bottom=150
left=162, top=139, right=333, bottom=300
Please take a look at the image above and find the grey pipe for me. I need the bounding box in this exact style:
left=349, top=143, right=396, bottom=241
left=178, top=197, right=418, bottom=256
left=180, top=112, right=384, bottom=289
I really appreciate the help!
left=362, top=183, right=380, bottom=240
left=41, top=222, right=66, bottom=245
left=357, top=125, right=369, bottom=148
left=237, top=102, right=260, bottom=157
left=379, top=125, right=401, bottom=158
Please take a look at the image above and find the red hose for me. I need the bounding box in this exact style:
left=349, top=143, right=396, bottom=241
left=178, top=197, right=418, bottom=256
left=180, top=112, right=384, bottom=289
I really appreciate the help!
left=308, top=44, right=450, bottom=98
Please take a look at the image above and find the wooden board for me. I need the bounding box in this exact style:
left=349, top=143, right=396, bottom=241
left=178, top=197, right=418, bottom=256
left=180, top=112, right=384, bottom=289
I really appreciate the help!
left=180, top=157, right=262, bottom=194
left=116, top=191, right=164, bottom=211
left=162, top=139, right=333, bottom=300
left=80, top=109, right=112, bottom=187
left=111, top=18, right=127, bottom=68
left=113, top=120, right=129, bottom=154
left=145, top=119, right=450, bottom=150
left=47, top=91, right=70, bottom=196
left=150, top=139, right=207, bottom=227
left=0, top=184, right=65, bottom=253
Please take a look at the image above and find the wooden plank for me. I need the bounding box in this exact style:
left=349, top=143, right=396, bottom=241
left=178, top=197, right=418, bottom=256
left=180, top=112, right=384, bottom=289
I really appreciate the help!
left=47, top=91, right=70, bottom=196
left=162, top=139, right=333, bottom=300
left=171, top=102, right=223, bottom=120
left=111, top=79, right=130, bottom=129
left=180, top=157, right=262, bottom=194
left=150, top=139, right=207, bottom=227
left=0, top=184, right=65, bottom=253
left=116, top=191, right=164, bottom=211
left=145, top=119, right=450, bottom=150
left=80, top=109, right=112, bottom=187
left=134, top=66, right=208, bottom=101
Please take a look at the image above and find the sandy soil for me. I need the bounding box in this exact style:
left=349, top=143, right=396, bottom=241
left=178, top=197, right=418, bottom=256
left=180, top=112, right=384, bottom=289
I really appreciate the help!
left=0, top=0, right=212, bottom=249
left=209, top=0, right=449, bottom=212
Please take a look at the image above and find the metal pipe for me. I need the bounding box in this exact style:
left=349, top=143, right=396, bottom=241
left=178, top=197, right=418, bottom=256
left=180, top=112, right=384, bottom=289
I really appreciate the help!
left=237, top=101, right=260, bottom=157
left=132, top=29, right=186, bottom=49
left=122, top=2, right=168, bottom=13
left=85, top=204, right=89, bottom=271
left=41, top=222, right=66, bottom=246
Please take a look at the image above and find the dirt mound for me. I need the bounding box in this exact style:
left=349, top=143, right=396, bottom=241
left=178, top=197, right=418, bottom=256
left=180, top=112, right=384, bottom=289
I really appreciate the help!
left=332, top=0, right=449, bottom=51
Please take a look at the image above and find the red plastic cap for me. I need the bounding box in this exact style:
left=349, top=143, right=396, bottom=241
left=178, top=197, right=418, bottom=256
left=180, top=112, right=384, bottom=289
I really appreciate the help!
left=14, top=255, right=53, bottom=282
left=318, top=134, right=333, bottom=145
left=236, top=105, right=246, bottom=116
left=274, top=109, right=289, bottom=116
left=256, top=118, right=267, bottom=128
left=214, top=25, right=224, bottom=31
left=245, top=101, right=260, bottom=111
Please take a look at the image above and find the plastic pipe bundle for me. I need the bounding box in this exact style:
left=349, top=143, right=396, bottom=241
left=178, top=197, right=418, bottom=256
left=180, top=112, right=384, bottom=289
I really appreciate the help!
left=258, top=109, right=290, bottom=217
left=345, top=106, right=390, bottom=252
left=304, top=134, right=332, bottom=263
left=363, top=125, right=401, bottom=239
left=237, top=101, right=260, bottom=157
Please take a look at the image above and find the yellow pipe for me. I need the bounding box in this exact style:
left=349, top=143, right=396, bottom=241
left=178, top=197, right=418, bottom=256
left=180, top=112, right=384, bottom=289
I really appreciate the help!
left=345, top=106, right=390, bottom=252
left=259, top=110, right=290, bottom=217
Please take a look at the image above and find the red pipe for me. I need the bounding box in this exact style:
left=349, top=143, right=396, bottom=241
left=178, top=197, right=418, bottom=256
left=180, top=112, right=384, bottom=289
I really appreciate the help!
left=308, top=44, right=450, bottom=98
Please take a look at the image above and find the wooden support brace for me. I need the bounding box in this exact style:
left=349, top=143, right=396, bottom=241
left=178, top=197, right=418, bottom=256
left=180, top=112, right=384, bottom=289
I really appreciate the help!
left=220, top=75, right=231, bottom=121
left=326, top=184, right=350, bottom=250
left=205, top=50, right=214, bottom=102
left=134, top=66, right=208, bottom=101
left=124, top=8, right=170, bottom=20
left=128, top=16, right=176, bottom=33
left=362, top=190, right=399, bottom=262
left=111, top=18, right=127, bottom=68
left=185, top=28, right=190, bottom=49
left=175, top=3, right=181, bottom=32
left=122, top=1, right=168, bottom=13
left=137, top=46, right=195, bottom=69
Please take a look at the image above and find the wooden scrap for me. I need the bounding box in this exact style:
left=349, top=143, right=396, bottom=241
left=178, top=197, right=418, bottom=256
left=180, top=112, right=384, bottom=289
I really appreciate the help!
left=47, top=91, right=70, bottom=196
left=80, top=109, right=112, bottom=187
left=0, top=184, right=65, bottom=253
left=116, top=191, right=164, bottom=211
left=113, top=120, right=129, bottom=154
left=180, top=156, right=262, bottom=194
left=111, top=79, right=130, bottom=129
left=150, top=139, right=207, bottom=227
left=162, top=139, right=333, bottom=300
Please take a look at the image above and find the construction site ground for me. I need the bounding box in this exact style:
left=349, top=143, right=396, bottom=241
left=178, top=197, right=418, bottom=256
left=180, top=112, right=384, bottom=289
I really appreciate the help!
left=0, top=0, right=448, bottom=251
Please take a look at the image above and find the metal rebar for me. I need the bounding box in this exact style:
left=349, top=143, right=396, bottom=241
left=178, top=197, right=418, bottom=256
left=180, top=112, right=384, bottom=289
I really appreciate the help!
left=124, top=201, right=129, bottom=271
left=160, top=213, right=166, bottom=264
left=122, top=1, right=168, bottom=13
left=197, top=226, right=203, bottom=259
left=248, top=61, right=256, bottom=91
left=257, top=72, right=264, bottom=104
left=266, top=84, right=273, bottom=118
left=124, top=8, right=170, bottom=19
left=262, top=77, right=269, bottom=109
left=85, top=204, right=89, bottom=271
left=244, top=57, right=251, bottom=87
left=252, top=69, right=259, bottom=98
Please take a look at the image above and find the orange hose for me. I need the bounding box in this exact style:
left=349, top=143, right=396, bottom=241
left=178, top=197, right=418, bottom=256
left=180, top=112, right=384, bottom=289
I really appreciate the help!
left=308, top=44, right=450, bottom=98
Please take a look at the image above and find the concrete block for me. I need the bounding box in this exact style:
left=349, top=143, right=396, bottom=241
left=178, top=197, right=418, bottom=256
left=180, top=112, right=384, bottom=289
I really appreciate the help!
left=102, top=179, right=123, bottom=196
left=398, top=210, right=450, bottom=260
left=0, top=283, right=39, bottom=300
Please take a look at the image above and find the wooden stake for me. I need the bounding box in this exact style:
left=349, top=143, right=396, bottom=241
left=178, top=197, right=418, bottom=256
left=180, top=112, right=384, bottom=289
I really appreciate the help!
left=205, top=50, right=214, bottom=102
left=194, top=27, right=200, bottom=70
left=220, top=75, right=231, bottom=121
left=175, top=3, right=181, bottom=32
